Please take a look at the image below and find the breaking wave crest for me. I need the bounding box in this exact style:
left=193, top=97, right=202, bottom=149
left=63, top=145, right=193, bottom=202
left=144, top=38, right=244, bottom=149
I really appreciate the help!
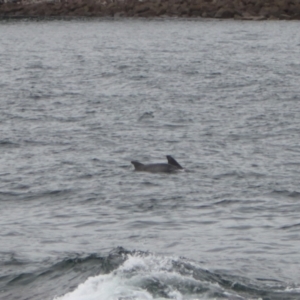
left=53, top=248, right=300, bottom=300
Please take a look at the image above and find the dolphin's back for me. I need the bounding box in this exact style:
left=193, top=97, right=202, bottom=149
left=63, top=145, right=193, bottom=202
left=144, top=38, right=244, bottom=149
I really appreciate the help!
left=131, top=156, right=183, bottom=173
left=131, top=162, right=179, bottom=173
left=143, top=163, right=177, bottom=173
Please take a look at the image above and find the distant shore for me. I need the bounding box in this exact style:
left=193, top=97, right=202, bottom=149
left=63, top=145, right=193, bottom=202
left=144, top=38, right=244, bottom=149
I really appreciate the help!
left=1, top=0, right=300, bottom=20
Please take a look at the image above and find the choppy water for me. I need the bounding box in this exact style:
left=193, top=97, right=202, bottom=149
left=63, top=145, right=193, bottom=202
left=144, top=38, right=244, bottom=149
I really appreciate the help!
left=1, top=18, right=300, bottom=300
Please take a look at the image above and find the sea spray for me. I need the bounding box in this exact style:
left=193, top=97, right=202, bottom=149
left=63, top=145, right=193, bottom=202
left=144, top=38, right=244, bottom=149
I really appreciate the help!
left=54, top=252, right=248, bottom=300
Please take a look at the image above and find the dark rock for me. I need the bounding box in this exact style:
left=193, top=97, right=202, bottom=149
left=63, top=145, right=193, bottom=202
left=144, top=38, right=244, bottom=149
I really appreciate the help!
left=259, top=5, right=280, bottom=18
left=0, top=0, right=299, bottom=20
left=215, top=7, right=235, bottom=18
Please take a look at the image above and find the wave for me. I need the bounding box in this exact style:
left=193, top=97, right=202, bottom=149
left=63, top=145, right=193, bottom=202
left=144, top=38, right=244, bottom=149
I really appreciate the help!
left=1, top=248, right=299, bottom=300
left=51, top=248, right=300, bottom=300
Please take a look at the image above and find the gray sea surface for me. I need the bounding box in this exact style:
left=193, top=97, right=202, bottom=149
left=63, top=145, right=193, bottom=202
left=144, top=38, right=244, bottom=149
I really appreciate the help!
left=0, top=18, right=300, bottom=300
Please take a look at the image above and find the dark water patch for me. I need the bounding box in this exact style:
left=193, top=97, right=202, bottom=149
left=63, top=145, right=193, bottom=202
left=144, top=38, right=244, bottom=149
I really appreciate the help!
left=288, top=191, right=300, bottom=198
left=0, top=140, right=19, bottom=148
left=28, top=93, right=56, bottom=100
left=0, top=172, right=11, bottom=177
left=18, top=189, right=75, bottom=202
left=74, top=220, right=100, bottom=228
left=61, top=160, right=75, bottom=166
left=226, top=225, right=253, bottom=230
left=271, top=189, right=300, bottom=199
left=77, top=173, right=94, bottom=179
left=52, top=214, right=71, bottom=219
left=256, top=277, right=283, bottom=283
left=141, top=181, right=161, bottom=186
left=0, top=191, right=25, bottom=201
left=213, top=171, right=243, bottom=180
left=50, top=116, right=86, bottom=123
left=138, top=111, right=154, bottom=121
left=135, top=198, right=159, bottom=211
left=1, top=231, right=24, bottom=237
left=163, top=123, right=189, bottom=129
left=81, top=197, right=98, bottom=203
left=128, top=220, right=160, bottom=228
left=213, top=199, right=242, bottom=206
left=22, top=139, right=53, bottom=146
left=192, top=203, right=215, bottom=210
left=280, top=223, right=300, bottom=230
left=129, top=75, right=148, bottom=81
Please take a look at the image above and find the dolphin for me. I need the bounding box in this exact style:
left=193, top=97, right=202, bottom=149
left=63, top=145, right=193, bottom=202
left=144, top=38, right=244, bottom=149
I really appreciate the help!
left=131, top=155, right=183, bottom=173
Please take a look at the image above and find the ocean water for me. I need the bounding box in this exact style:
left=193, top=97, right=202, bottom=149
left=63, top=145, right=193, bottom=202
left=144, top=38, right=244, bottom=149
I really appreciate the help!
left=0, top=18, right=300, bottom=300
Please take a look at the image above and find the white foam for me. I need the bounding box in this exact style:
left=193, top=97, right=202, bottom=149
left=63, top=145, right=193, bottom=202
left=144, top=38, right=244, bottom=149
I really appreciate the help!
left=54, top=271, right=153, bottom=300
left=285, top=285, right=300, bottom=292
left=53, top=253, right=237, bottom=300
left=53, top=254, right=173, bottom=300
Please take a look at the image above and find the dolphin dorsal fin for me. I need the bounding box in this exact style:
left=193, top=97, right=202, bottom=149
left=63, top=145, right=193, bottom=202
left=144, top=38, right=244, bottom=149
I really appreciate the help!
left=166, top=155, right=183, bottom=169
left=131, top=161, right=144, bottom=171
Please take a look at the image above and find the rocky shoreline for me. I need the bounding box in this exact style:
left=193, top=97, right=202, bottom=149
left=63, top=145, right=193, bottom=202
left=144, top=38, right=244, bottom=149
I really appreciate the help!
left=0, top=0, right=300, bottom=20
